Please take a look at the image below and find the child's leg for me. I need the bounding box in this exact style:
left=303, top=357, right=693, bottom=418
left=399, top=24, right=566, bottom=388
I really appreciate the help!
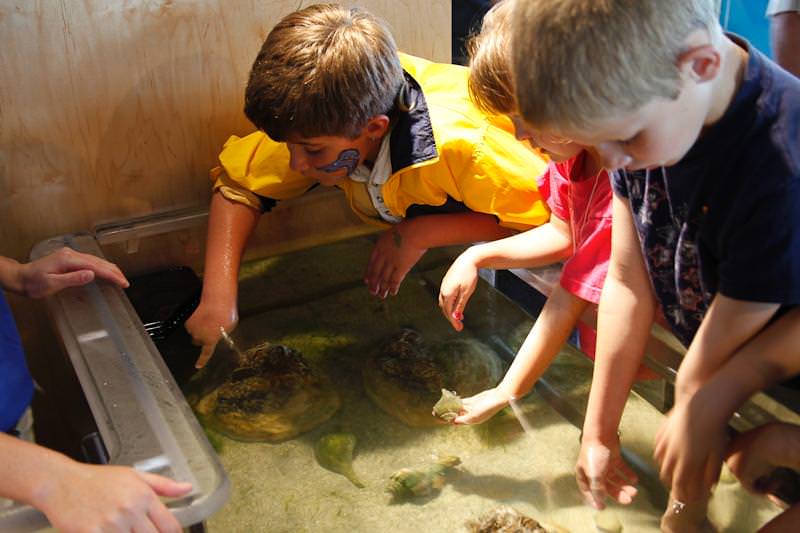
left=660, top=493, right=716, bottom=533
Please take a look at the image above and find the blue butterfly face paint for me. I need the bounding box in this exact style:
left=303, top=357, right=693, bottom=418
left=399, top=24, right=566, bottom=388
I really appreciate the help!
left=316, top=148, right=360, bottom=176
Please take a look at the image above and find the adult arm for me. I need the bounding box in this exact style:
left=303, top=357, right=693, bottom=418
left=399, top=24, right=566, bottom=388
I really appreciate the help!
left=576, top=194, right=656, bottom=509
left=185, top=191, right=261, bottom=367
left=365, top=211, right=515, bottom=298
left=438, top=214, right=571, bottom=330
left=0, top=248, right=128, bottom=297
left=0, top=433, right=191, bottom=533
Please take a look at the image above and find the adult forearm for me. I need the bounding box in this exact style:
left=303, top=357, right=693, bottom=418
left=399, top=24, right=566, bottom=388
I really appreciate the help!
left=0, top=256, right=23, bottom=293
left=0, top=434, right=71, bottom=507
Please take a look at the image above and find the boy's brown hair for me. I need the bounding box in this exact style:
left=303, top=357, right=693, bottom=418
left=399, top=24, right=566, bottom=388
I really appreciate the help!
left=244, top=3, right=404, bottom=141
left=467, top=0, right=516, bottom=116
left=510, top=0, right=720, bottom=133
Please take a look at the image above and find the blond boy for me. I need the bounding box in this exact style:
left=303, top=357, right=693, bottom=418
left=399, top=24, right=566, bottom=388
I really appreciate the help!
left=511, top=0, right=800, bottom=531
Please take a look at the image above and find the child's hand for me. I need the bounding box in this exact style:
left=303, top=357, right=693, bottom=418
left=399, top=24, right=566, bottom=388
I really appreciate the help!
left=185, top=302, right=238, bottom=368
left=452, top=387, right=508, bottom=425
left=17, top=247, right=129, bottom=298
left=364, top=226, right=427, bottom=298
left=438, top=251, right=479, bottom=331
left=575, top=434, right=638, bottom=509
left=654, top=394, right=728, bottom=505
left=726, top=422, right=800, bottom=503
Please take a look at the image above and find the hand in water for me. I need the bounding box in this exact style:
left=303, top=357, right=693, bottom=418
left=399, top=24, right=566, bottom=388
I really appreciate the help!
left=452, top=387, right=509, bottom=425
left=575, top=435, right=638, bottom=509
left=185, top=301, right=237, bottom=368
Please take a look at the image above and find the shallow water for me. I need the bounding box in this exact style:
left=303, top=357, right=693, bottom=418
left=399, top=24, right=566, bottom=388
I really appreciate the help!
left=177, top=236, right=780, bottom=532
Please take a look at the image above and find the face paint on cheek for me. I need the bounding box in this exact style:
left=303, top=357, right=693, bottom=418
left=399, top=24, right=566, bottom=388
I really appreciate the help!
left=316, top=148, right=360, bottom=176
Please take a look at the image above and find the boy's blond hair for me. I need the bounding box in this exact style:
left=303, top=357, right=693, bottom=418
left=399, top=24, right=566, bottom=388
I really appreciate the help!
left=510, top=0, right=720, bottom=132
left=467, top=0, right=516, bottom=116
left=244, top=3, right=404, bottom=141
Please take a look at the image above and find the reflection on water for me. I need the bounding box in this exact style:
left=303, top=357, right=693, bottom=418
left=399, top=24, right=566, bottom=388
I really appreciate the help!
left=169, top=236, right=778, bottom=532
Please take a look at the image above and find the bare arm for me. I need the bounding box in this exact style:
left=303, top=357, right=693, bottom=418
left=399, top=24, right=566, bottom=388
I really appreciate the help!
left=185, top=191, right=261, bottom=367
left=0, top=434, right=191, bottom=533
left=454, top=284, right=588, bottom=424
left=438, top=214, right=571, bottom=329
left=577, top=194, right=655, bottom=509
left=675, top=294, right=779, bottom=401
left=365, top=211, right=515, bottom=298
left=0, top=248, right=128, bottom=297
left=656, top=306, right=800, bottom=503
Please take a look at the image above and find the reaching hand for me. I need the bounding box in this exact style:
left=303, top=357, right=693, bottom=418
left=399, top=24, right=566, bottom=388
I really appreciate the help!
left=452, top=387, right=508, bottom=425
left=185, top=301, right=238, bottom=368
left=438, top=251, right=480, bottom=332
left=654, top=396, right=728, bottom=504
left=19, top=247, right=128, bottom=298
left=39, top=463, right=192, bottom=533
left=726, top=422, right=800, bottom=503
left=364, top=226, right=427, bottom=299
left=575, top=435, right=638, bottom=509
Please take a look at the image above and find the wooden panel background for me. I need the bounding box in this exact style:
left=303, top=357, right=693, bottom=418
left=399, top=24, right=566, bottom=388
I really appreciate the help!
left=0, top=0, right=451, bottom=262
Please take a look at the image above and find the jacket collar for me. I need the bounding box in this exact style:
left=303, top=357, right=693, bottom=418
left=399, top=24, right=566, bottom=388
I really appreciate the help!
left=389, top=71, right=438, bottom=172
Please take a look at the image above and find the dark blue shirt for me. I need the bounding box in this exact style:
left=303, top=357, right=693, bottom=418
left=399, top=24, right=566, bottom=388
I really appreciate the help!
left=613, top=39, right=800, bottom=347
left=0, top=290, right=34, bottom=432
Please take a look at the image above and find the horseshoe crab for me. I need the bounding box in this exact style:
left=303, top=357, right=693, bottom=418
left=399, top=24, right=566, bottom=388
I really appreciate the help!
left=363, top=329, right=504, bottom=427
left=193, top=342, right=340, bottom=442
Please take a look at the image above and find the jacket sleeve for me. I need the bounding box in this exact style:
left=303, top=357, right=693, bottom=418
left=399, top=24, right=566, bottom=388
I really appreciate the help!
left=210, top=132, right=317, bottom=211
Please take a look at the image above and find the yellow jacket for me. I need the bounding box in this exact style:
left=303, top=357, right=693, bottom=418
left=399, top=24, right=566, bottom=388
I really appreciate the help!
left=211, top=53, right=549, bottom=231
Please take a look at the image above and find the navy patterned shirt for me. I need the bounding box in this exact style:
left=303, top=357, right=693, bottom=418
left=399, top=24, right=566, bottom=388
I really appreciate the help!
left=613, top=39, right=800, bottom=347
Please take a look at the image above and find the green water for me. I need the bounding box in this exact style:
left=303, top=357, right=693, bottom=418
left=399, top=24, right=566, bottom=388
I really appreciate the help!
left=180, top=236, right=779, bottom=532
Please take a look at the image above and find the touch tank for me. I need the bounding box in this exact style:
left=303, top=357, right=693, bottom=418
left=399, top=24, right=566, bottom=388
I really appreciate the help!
left=3, top=201, right=797, bottom=532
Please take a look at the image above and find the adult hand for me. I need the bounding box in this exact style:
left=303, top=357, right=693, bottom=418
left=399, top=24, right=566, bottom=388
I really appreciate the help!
left=654, top=396, right=728, bottom=504
left=19, top=247, right=128, bottom=298
left=38, top=463, right=192, bottom=533
left=364, top=225, right=427, bottom=298
left=451, top=387, right=508, bottom=425
left=438, top=252, right=479, bottom=332
left=575, top=435, right=638, bottom=509
left=185, top=301, right=238, bottom=368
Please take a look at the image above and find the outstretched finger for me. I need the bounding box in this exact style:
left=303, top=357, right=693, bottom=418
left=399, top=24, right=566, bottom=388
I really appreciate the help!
left=194, top=343, right=216, bottom=369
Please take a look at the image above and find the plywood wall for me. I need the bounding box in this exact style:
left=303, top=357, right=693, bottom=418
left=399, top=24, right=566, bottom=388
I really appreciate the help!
left=0, top=0, right=451, bottom=261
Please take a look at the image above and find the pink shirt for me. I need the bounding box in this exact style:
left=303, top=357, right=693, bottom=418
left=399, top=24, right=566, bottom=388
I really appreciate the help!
left=537, top=152, right=613, bottom=360
left=537, top=152, right=613, bottom=304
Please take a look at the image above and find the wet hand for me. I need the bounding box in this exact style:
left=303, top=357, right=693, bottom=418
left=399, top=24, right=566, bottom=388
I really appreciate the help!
left=654, top=398, right=727, bottom=504
left=364, top=226, right=426, bottom=298
left=19, top=247, right=129, bottom=298
left=575, top=436, right=638, bottom=509
left=452, top=387, right=508, bottom=425
left=185, top=302, right=238, bottom=368
left=438, top=253, right=479, bottom=332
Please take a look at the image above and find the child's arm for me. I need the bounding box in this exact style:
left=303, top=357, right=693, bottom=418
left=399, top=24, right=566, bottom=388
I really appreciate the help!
left=655, top=306, right=800, bottom=504
left=185, top=191, right=261, bottom=367
left=576, top=195, right=655, bottom=509
left=439, top=214, right=571, bottom=330
left=0, top=433, right=191, bottom=532
left=454, top=283, right=588, bottom=424
left=673, top=294, right=779, bottom=401
left=364, top=211, right=515, bottom=299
